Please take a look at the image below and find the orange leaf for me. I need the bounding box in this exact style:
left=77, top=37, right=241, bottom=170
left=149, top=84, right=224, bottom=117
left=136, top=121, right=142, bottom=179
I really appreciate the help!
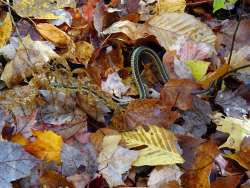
left=181, top=141, right=219, bottom=188
left=25, top=130, right=63, bottom=163
left=36, top=23, right=71, bottom=48
left=210, top=175, right=242, bottom=188
left=198, top=64, right=229, bottom=89
left=11, top=133, right=28, bottom=146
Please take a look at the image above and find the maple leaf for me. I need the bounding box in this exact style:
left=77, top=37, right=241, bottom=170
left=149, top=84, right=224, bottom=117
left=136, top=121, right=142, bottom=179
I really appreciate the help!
left=122, top=125, right=184, bottom=166
left=0, top=141, right=37, bottom=188
left=25, top=130, right=63, bottom=163
left=212, top=112, right=250, bottom=151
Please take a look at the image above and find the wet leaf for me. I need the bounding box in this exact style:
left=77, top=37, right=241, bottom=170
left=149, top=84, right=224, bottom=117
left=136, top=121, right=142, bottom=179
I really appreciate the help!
left=0, top=141, right=37, bottom=188
left=122, top=125, right=184, bottom=166
left=25, top=130, right=63, bottom=163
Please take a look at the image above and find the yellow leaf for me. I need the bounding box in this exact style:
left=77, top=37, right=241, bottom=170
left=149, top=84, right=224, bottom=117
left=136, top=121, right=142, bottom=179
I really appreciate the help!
left=156, top=0, right=186, bottom=13
left=121, top=125, right=184, bottom=166
left=212, top=113, right=250, bottom=151
left=198, top=64, right=229, bottom=89
left=0, top=13, right=12, bottom=47
left=186, top=60, right=210, bottom=80
left=36, top=23, right=71, bottom=48
left=25, top=130, right=63, bottom=163
left=13, top=0, right=76, bottom=19
left=75, top=41, right=94, bottom=65
left=11, top=133, right=28, bottom=146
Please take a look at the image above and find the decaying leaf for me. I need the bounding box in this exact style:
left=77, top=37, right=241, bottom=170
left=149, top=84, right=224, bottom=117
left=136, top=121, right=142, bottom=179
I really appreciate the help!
left=0, top=141, right=37, bottom=188
left=212, top=113, right=250, bottom=151
left=122, top=125, right=184, bottom=166
left=148, top=165, right=183, bottom=187
left=13, top=0, right=76, bottom=19
left=98, top=134, right=138, bottom=187
left=0, top=36, right=59, bottom=87
left=25, top=130, right=63, bottom=163
left=0, top=13, right=12, bottom=48
left=36, top=23, right=71, bottom=48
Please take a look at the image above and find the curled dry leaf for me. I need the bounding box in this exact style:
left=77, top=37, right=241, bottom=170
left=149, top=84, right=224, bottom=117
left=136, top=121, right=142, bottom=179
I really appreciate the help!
left=181, top=141, right=219, bottom=188
left=36, top=23, right=71, bottom=48
left=25, top=130, right=63, bottom=163
left=212, top=113, right=250, bottom=151
left=160, top=79, right=200, bottom=111
left=0, top=13, right=12, bottom=48
left=103, top=12, right=216, bottom=50
left=122, top=125, right=184, bottom=166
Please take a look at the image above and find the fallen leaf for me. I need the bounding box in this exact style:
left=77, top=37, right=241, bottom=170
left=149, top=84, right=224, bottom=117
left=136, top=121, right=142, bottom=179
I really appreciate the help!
left=185, top=60, right=210, bottom=80
left=40, top=171, right=74, bottom=188
left=156, top=0, right=186, bottom=13
left=0, top=13, right=12, bottom=48
left=160, top=79, right=200, bottom=110
left=49, top=9, right=73, bottom=26
left=198, top=64, right=229, bottom=89
left=25, top=130, right=63, bottom=163
left=215, top=90, right=249, bottom=118
left=0, top=141, right=37, bottom=188
left=211, top=175, right=242, bottom=188
left=67, top=173, right=91, bottom=188
left=122, top=125, right=184, bottom=166
left=225, top=137, right=250, bottom=170
left=148, top=165, right=183, bottom=187
left=36, top=23, right=71, bottom=48
left=61, top=144, right=90, bottom=176
left=11, top=133, right=28, bottom=146
left=13, top=0, right=76, bottom=19
left=98, top=134, right=138, bottom=187
left=181, top=141, right=219, bottom=188
left=212, top=113, right=250, bottom=151
left=101, top=72, right=129, bottom=98
left=123, top=99, right=179, bottom=130
left=0, top=36, right=59, bottom=87
left=75, top=41, right=94, bottom=65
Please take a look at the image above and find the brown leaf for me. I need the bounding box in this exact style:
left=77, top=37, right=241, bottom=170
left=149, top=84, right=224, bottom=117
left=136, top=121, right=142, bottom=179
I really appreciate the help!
left=181, top=141, right=219, bottom=188
left=211, top=175, right=242, bottom=188
left=160, top=79, right=200, bottom=110
left=40, top=171, right=74, bottom=188
left=122, top=99, right=179, bottom=130
left=36, top=23, right=71, bottom=48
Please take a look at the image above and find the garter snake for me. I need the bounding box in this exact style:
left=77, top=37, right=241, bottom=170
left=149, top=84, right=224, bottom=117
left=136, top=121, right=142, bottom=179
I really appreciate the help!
left=131, top=46, right=170, bottom=99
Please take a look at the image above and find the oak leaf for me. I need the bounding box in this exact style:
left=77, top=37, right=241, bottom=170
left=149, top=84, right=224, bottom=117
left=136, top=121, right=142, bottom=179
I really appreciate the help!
left=122, top=125, right=184, bottom=166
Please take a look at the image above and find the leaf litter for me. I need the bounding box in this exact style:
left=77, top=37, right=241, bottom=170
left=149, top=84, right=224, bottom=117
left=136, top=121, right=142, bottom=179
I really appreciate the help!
left=0, top=0, right=249, bottom=187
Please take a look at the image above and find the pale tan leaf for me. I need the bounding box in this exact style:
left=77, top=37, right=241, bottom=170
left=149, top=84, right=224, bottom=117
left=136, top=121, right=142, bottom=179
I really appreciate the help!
left=212, top=112, right=250, bottom=151
left=36, top=23, right=71, bottom=48
left=122, top=125, right=184, bottom=166
left=156, top=0, right=186, bottom=13
left=13, top=0, right=76, bottom=19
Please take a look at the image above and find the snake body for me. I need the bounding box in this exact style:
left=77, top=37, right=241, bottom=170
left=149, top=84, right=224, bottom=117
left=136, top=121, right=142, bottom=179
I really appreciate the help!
left=131, top=46, right=170, bottom=99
